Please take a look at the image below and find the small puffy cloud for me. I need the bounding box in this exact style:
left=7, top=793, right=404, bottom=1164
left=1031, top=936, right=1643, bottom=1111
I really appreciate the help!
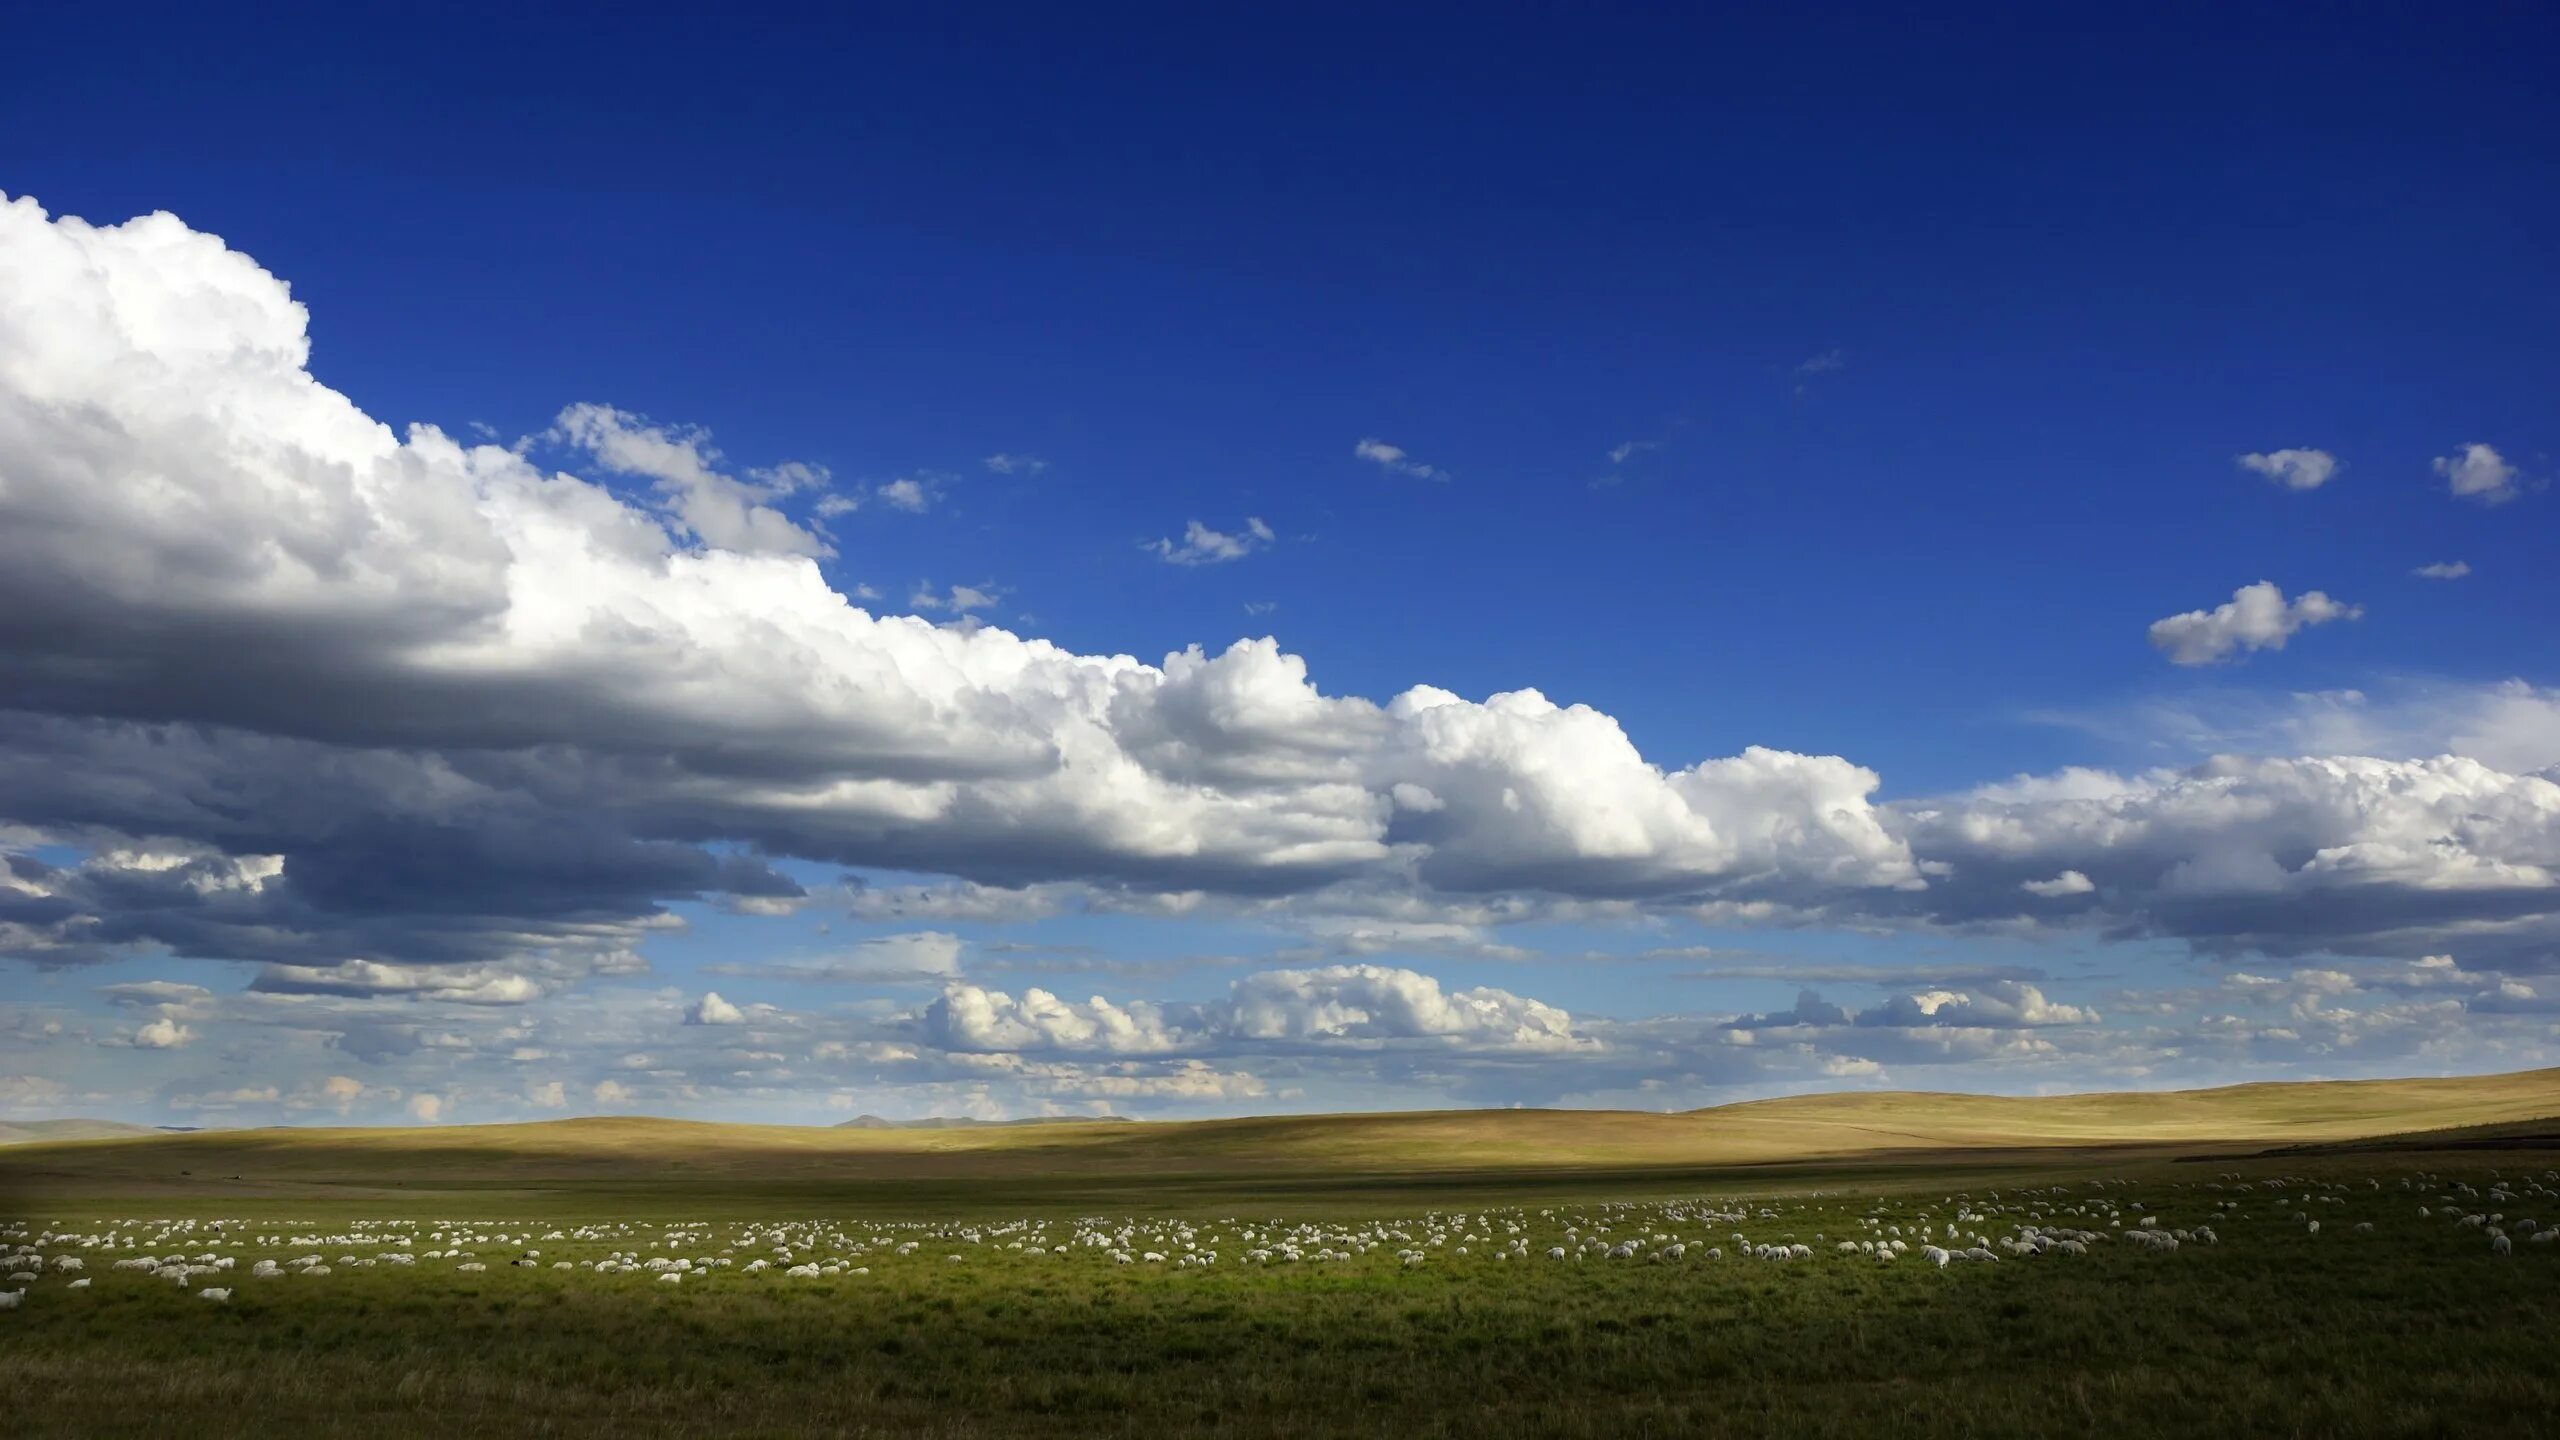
left=2236, top=448, right=2338, bottom=491
left=2021, top=869, right=2095, bottom=897
left=1146, top=517, right=1274, bottom=566
left=1795, top=349, right=1847, bottom=376
left=591, top=1079, right=632, bottom=1105
left=925, top=984, right=1185, bottom=1055
left=406, top=1092, right=446, bottom=1123
left=1354, top=437, right=1447, bottom=481
left=1225, top=964, right=1589, bottom=1052
left=2434, top=443, right=2520, bottom=504
left=684, top=992, right=745, bottom=1026
left=2148, top=581, right=2362, bottom=665
left=2412, top=561, right=2472, bottom=580
left=526, top=1080, right=568, bottom=1109
left=983, top=453, right=1047, bottom=476
left=321, top=1075, right=367, bottom=1113
left=875, top=475, right=943, bottom=512
left=133, top=1017, right=192, bottom=1048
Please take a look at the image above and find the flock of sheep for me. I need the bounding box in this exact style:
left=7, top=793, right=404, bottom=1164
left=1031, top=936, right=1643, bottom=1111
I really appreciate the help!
left=3, top=1166, right=2549, bottom=1313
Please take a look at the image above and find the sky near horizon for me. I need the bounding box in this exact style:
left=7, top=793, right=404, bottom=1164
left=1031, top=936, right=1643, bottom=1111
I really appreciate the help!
left=2, top=3, right=2557, bottom=1127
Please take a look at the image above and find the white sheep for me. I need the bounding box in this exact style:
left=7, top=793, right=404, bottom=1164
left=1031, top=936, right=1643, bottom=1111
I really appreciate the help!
left=199, top=1288, right=231, bottom=1303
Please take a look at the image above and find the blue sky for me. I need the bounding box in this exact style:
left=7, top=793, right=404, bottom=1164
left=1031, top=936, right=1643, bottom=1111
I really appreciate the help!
left=2, top=3, right=2556, bottom=1126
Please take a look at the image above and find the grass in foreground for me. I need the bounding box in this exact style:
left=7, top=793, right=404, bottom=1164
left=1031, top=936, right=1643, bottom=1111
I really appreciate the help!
left=6, top=1150, right=2557, bottom=1438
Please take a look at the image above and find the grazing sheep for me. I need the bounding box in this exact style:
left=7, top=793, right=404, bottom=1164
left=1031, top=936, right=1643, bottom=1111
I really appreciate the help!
left=199, top=1288, right=231, bottom=1303
left=2491, top=1234, right=2513, bottom=1257
left=0, top=1290, right=21, bottom=1310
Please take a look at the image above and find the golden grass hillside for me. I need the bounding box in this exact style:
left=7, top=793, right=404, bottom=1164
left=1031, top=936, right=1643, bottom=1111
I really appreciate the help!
left=5, top=1066, right=2555, bottom=1210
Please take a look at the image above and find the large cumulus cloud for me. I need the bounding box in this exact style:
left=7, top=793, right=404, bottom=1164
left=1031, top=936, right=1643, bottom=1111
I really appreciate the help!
left=4, top=190, right=2560, bottom=1024
left=0, top=194, right=1916, bottom=983
left=1884, top=754, right=2560, bottom=968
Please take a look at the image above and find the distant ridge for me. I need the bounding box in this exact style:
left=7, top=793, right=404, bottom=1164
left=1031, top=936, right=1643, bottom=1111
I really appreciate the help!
left=7, top=1067, right=2557, bottom=1206
left=0, top=1118, right=159, bottom=1146
left=834, top=1114, right=1140, bottom=1130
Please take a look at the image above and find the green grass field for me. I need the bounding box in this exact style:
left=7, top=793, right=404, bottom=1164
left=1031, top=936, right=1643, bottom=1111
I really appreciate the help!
left=5, top=1069, right=2558, bottom=1437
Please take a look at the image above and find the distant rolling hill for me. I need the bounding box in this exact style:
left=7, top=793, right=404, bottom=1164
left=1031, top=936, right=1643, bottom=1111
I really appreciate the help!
left=3, top=1067, right=2555, bottom=1209
left=0, top=1118, right=160, bottom=1146
left=834, top=1114, right=1139, bottom=1130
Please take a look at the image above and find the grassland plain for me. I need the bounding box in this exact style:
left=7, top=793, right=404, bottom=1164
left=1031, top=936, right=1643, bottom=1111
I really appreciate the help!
left=5, top=1071, right=2559, bottom=1438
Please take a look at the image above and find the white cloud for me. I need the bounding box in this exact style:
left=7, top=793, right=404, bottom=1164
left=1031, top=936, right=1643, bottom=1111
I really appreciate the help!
left=925, top=985, right=1185, bottom=1055
left=923, top=963, right=1591, bottom=1058
left=249, top=959, right=565, bottom=1005
left=407, top=1092, right=446, bottom=1123
left=9, top=195, right=2560, bottom=1113
left=1855, top=981, right=2098, bottom=1028
left=133, top=1017, right=192, bottom=1049
left=1145, top=517, right=1274, bottom=566
left=2434, top=443, right=2520, bottom=505
left=1889, top=752, right=2560, bottom=965
left=1354, top=437, right=1448, bottom=481
left=2148, top=581, right=2362, bottom=665
left=2021, top=869, right=2095, bottom=897
left=526, top=1080, right=568, bottom=1108
left=875, top=475, right=942, bottom=512
left=2236, top=448, right=2338, bottom=491
left=552, top=403, right=831, bottom=557
left=592, top=1079, right=631, bottom=1105
left=1795, top=349, right=1847, bottom=376
left=684, top=992, right=745, bottom=1026
left=0, top=196, right=1930, bottom=935
left=100, top=980, right=212, bottom=1007
left=1225, top=964, right=1590, bottom=1051
left=2412, top=561, right=2471, bottom=580
left=983, top=453, right=1047, bottom=476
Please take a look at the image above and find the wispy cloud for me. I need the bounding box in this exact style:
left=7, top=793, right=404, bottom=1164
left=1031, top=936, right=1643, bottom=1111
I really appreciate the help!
left=1354, top=437, right=1448, bottom=481
left=1146, top=517, right=1274, bottom=566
